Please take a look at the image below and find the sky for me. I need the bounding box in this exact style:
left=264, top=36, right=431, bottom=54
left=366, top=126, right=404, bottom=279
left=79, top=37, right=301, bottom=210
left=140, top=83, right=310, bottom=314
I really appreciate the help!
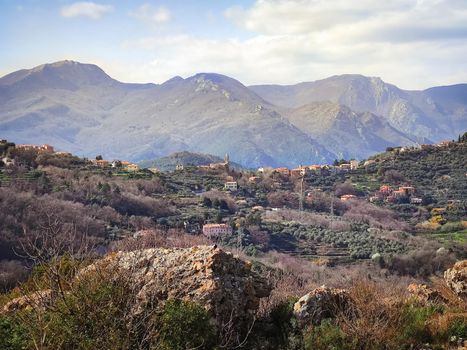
left=1, top=0, right=467, bottom=89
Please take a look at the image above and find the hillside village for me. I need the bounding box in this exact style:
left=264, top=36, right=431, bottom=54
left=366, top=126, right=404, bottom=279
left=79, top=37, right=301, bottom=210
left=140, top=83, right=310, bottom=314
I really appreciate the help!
left=1, top=136, right=466, bottom=255
left=0, top=134, right=467, bottom=349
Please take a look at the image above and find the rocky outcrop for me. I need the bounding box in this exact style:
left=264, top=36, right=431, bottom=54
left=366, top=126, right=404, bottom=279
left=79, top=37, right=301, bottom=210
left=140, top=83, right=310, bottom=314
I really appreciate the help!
left=407, top=283, right=447, bottom=304
left=3, top=289, right=53, bottom=313
left=293, top=286, right=354, bottom=325
left=445, top=260, right=467, bottom=298
left=83, top=245, right=271, bottom=333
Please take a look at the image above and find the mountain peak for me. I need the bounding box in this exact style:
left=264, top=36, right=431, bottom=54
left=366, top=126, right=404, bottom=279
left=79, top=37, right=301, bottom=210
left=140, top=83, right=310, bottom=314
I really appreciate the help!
left=32, top=60, right=81, bottom=71
left=188, top=73, right=247, bottom=90
left=0, top=60, right=115, bottom=88
left=162, top=76, right=184, bottom=85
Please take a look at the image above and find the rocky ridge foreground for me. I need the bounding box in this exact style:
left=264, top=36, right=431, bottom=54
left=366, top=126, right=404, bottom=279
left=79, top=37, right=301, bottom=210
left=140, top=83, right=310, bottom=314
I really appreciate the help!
left=80, top=246, right=271, bottom=333
left=3, top=247, right=467, bottom=348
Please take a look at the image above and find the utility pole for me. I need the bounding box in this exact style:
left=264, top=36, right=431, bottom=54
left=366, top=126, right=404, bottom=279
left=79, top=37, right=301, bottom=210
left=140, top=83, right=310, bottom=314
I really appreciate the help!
left=299, top=176, right=304, bottom=212
left=330, top=191, right=334, bottom=216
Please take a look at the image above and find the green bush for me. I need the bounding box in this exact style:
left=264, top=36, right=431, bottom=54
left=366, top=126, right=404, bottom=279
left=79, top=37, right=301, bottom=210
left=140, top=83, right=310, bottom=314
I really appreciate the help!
left=446, top=317, right=467, bottom=339
left=39, top=273, right=135, bottom=350
left=440, top=221, right=465, bottom=233
left=304, top=319, right=349, bottom=350
left=398, top=304, right=443, bottom=345
left=156, top=299, right=216, bottom=350
left=0, top=316, right=28, bottom=350
left=269, top=298, right=301, bottom=346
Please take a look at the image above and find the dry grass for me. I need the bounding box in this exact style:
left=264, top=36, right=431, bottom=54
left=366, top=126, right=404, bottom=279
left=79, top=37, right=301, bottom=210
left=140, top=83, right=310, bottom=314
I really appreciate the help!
left=111, top=229, right=212, bottom=252
left=338, top=279, right=407, bottom=348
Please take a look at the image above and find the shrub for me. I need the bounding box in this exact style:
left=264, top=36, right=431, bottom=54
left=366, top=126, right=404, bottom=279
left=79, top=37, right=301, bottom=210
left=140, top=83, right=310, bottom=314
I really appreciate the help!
left=156, top=299, right=216, bottom=350
left=269, top=298, right=300, bottom=344
left=398, top=304, right=442, bottom=344
left=440, top=221, right=466, bottom=233
left=304, top=319, right=349, bottom=350
left=0, top=316, right=28, bottom=350
left=33, top=267, right=137, bottom=350
left=446, top=317, right=467, bottom=339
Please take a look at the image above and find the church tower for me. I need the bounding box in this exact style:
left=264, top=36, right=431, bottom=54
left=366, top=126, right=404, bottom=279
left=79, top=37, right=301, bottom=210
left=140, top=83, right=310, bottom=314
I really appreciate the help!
left=224, top=153, right=230, bottom=164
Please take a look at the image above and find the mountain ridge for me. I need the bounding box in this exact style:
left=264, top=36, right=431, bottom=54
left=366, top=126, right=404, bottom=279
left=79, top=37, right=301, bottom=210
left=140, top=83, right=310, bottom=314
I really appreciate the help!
left=0, top=60, right=465, bottom=167
left=250, top=75, right=467, bottom=142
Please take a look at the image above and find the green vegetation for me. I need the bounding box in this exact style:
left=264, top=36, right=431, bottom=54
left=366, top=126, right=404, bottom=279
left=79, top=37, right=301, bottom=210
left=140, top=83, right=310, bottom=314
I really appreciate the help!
left=0, top=259, right=216, bottom=350
left=158, top=300, right=216, bottom=350
left=0, top=316, right=28, bottom=350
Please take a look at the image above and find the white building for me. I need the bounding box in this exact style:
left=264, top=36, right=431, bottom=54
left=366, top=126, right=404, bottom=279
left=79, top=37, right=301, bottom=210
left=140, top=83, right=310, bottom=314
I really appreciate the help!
left=202, top=224, right=232, bottom=238
left=350, top=160, right=359, bottom=170
left=224, top=181, right=238, bottom=191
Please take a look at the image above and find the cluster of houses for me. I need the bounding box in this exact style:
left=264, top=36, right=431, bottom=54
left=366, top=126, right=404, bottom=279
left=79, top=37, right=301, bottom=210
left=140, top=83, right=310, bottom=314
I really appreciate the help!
left=15, top=143, right=73, bottom=157
left=198, top=154, right=230, bottom=171
left=386, top=140, right=455, bottom=154
left=369, top=185, right=422, bottom=204
left=91, top=159, right=139, bottom=172
left=16, top=143, right=55, bottom=153
left=5, top=141, right=142, bottom=172
left=1, top=141, right=73, bottom=166
left=260, top=160, right=360, bottom=177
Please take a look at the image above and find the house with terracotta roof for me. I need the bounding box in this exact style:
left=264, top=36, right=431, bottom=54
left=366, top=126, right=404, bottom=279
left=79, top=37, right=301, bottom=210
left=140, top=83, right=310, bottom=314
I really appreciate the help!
left=93, top=159, right=110, bottom=168
left=399, top=186, right=415, bottom=195
left=274, top=167, right=290, bottom=176
left=248, top=176, right=260, bottom=183
left=339, top=163, right=351, bottom=170
left=290, top=167, right=308, bottom=177
left=379, top=185, right=392, bottom=195
left=340, top=194, right=357, bottom=201
left=438, top=140, right=453, bottom=147
left=125, top=163, right=139, bottom=172
left=392, top=189, right=407, bottom=198
left=308, top=165, right=322, bottom=171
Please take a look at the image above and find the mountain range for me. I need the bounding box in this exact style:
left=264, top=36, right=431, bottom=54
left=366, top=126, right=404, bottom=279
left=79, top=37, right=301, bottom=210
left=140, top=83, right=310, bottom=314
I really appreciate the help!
left=0, top=60, right=465, bottom=168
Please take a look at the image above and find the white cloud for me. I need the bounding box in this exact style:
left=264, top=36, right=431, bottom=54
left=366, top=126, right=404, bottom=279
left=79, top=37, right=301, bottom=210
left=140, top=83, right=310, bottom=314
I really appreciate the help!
left=224, top=0, right=467, bottom=40
left=61, top=2, right=113, bottom=19
left=130, top=4, right=171, bottom=25
left=116, top=0, right=467, bottom=89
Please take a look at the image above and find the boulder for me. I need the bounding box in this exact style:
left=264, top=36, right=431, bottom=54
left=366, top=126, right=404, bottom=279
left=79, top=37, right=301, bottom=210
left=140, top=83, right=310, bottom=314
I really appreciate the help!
left=3, top=289, right=53, bottom=313
left=445, top=260, right=467, bottom=298
left=407, top=283, right=447, bottom=304
left=82, top=245, right=271, bottom=333
left=293, top=286, right=354, bottom=325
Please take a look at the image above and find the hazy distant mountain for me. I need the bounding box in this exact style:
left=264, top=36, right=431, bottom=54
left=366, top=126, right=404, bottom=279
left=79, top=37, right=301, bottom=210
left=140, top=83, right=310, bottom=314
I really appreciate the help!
left=0, top=61, right=465, bottom=167
left=139, top=151, right=245, bottom=171
left=250, top=74, right=467, bottom=141
left=285, top=101, right=419, bottom=159
left=0, top=61, right=156, bottom=155
left=0, top=61, right=333, bottom=168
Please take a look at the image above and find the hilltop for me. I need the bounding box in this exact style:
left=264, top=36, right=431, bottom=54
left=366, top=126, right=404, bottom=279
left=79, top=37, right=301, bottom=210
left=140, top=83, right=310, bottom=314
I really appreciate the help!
left=139, top=151, right=246, bottom=171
